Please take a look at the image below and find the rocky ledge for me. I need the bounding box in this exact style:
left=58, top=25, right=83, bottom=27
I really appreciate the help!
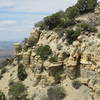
left=0, top=2, right=100, bottom=100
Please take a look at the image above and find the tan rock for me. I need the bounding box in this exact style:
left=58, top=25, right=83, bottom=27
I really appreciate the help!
left=80, top=55, right=92, bottom=65
left=94, top=84, right=100, bottom=92
left=14, top=43, right=22, bottom=53
left=65, top=56, right=77, bottom=67
left=23, top=51, right=31, bottom=65
left=96, top=69, right=100, bottom=74
left=91, top=65, right=96, bottom=71
left=31, top=28, right=41, bottom=39
left=80, top=78, right=89, bottom=85
left=72, top=41, right=80, bottom=47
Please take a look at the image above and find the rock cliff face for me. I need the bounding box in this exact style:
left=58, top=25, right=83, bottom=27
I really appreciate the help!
left=0, top=3, right=100, bottom=100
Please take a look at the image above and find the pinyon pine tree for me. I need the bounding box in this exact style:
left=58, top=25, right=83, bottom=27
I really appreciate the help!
left=77, top=0, right=97, bottom=13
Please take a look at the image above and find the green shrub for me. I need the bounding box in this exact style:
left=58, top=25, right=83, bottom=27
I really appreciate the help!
left=54, top=72, right=62, bottom=83
left=35, top=21, right=45, bottom=30
left=34, top=0, right=97, bottom=31
left=0, top=91, right=6, bottom=100
left=47, top=86, right=66, bottom=100
left=36, top=45, right=52, bottom=60
left=44, top=11, right=63, bottom=30
left=49, top=55, right=58, bottom=63
left=17, top=64, right=27, bottom=81
left=58, top=17, right=76, bottom=28
left=66, top=28, right=81, bottom=44
left=72, top=80, right=82, bottom=89
left=22, top=36, right=38, bottom=50
left=53, top=27, right=65, bottom=37
left=97, top=33, right=100, bottom=38
left=78, top=22, right=97, bottom=32
left=8, top=82, right=27, bottom=100
left=35, top=11, right=64, bottom=30
left=35, top=11, right=76, bottom=30
left=65, top=6, right=80, bottom=19
left=35, top=11, right=63, bottom=30
left=76, top=0, right=97, bottom=13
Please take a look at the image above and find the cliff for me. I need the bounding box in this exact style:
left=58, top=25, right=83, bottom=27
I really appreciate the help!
left=0, top=2, right=100, bottom=100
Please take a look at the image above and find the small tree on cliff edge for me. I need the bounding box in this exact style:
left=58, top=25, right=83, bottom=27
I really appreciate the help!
left=77, top=0, right=97, bottom=13
left=36, top=45, right=52, bottom=72
left=37, top=45, right=52, bottom=60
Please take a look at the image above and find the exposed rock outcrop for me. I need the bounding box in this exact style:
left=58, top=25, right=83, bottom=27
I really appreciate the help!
left=0, top=3, right=100, bottom=100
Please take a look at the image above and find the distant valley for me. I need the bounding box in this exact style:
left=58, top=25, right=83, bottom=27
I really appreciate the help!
left=0, top=41, right=15, bottom=65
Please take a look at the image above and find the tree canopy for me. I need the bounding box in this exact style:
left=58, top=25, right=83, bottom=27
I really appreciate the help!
left=76, top=0, right=97, bottom=13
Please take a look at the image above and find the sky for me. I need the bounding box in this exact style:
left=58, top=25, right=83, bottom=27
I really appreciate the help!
left=0, top=0, right=99, bottom=41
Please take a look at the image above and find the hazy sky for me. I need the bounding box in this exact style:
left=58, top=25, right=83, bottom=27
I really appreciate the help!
left=0, top=0, right=99, bottom=41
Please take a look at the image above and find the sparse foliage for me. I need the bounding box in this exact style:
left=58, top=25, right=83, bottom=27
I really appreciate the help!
left=17, top=64, right=27, bottom=81
left=35, top=11, right=76, bottom=30
left=78, top=22, right=97, bottom=32
left=77, top=0, right=97, bottom=13
left=36, top=45, right=52, bottom=60
left=49, top=55, right=58, bottom=63
left=97, top=33, right=100, bottom=38
left=72, top=80, right=82, bottom=89
left=65, top=6, right=80, bottom=19
left=47, top=86, right=66, bottom=100
left=8, top=82, right=27, bottom=100
left=27, top=36, right=37, bottom=48
left=66, top=28, right=81, bottom=44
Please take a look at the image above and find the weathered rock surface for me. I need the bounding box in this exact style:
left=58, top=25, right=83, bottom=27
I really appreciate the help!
left=0, top=3, right=100, bottom=100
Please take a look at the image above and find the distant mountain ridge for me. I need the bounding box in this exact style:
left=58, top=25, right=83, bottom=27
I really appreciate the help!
left=0, top=41, right=15, bottom=65
left=0, top=41, right=15, bottom=50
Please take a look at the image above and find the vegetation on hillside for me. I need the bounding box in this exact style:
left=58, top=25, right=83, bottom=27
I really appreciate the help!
left=34, top=0, right=98, bottom=44
left=17, top=64, right=28, bottom=81
left=77, top=22, right=97, bottom=32
left=36, top=45, right=52, bottom=60
left=97, top=33, right=100, bottom=38
left=65, top=28, right=81, bottom=44
left=76, top=0, right=97, bottom=13
left=35, top=0, right=97, bottom=30
left=47, top=86, right=66, bottom=100
left=0, top=1, right=99, bottom=100
left=65, top=6, right=80, bottom=19
left=8, top=82, right=27, bottom=100
left=72, top=80, right=82, bottom=89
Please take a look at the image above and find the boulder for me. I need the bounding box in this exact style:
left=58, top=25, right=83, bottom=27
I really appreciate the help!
left=80, top=78, right=89, bottom=85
